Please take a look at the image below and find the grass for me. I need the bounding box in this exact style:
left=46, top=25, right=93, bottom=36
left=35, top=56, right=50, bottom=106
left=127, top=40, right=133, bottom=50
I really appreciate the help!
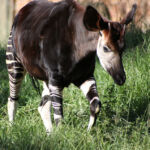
left=0, top=28, right=150, bottom=150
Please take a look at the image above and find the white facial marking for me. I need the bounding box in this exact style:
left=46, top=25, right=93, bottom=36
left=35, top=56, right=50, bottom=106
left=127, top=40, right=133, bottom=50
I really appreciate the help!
left=97, top=33, right=120, bottom=72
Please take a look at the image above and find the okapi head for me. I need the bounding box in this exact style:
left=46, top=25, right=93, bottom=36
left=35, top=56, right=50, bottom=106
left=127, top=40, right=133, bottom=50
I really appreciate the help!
left=83, top=4, right=137, bottom=85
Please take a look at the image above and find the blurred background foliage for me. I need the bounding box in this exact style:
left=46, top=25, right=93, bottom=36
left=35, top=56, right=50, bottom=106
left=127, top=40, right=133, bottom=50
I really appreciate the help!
left=0, top=0, right=150, bottom=43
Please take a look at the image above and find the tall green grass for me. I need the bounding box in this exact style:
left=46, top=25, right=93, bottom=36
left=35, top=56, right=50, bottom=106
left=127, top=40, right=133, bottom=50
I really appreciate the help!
left=0, top=28, right=150, bottom=150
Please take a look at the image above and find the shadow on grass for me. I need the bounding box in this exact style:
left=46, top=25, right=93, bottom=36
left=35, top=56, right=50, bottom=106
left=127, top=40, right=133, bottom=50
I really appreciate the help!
left=101, top=83, right=149, bottom=124
left=124, top=27, right=150, bottom=122
left=0, top=46, right=6, bottom=72
left=0, top=47, right=9, bottom=106
left=125, top=25, right=150, bottom=50
left=128, top=97, right=149, bottom=122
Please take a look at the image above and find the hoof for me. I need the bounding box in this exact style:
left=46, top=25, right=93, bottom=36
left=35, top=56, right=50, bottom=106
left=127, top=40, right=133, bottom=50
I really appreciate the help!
left=90, top=99, right=101, bottom=114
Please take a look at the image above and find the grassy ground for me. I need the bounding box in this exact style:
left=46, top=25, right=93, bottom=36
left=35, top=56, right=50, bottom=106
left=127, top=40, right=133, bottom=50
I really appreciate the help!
left=0, top=28, right=150, bottom=150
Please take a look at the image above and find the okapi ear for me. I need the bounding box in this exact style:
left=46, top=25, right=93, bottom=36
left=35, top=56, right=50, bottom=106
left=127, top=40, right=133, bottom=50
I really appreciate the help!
left=83, top=6, right=108, bottom=31
left=121, top=4, right=137, bottom=25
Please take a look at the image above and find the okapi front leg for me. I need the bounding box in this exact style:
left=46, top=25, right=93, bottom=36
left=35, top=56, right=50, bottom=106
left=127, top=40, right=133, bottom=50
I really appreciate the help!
left=48, top=84, right=63, bottom=126
left=80, top=78, right=101, bottom=130
left=38, top=82, right=52, bottom=133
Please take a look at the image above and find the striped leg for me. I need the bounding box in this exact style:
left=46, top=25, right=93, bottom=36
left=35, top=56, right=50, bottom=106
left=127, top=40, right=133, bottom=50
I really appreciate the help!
left=48, top=84, right=63, bottom=126
left=80, top=77, right=101, bottom=130
left=38, top=82, right=52, bottom=133
left=6, top=32, right=26, bottom=123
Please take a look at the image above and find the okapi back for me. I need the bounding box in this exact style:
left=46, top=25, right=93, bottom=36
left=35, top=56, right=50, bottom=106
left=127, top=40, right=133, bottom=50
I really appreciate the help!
left=12, top=0, right=97, bottom=86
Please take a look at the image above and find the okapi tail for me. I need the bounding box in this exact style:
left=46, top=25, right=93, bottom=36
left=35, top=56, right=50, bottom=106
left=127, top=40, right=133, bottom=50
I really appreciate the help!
left=29, top=75, right=41, bottom=96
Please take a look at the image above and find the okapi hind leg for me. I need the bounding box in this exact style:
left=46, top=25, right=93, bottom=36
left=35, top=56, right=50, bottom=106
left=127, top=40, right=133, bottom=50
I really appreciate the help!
left=38, top=82, right=52, bottom=133
left=80, top=77, right=101, bottom=130
left=6, top=32, right=26, bottom=123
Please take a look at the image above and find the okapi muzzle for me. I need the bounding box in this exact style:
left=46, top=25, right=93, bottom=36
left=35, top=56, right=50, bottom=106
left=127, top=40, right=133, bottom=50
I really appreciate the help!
left=107, top=58, right=126, bottom=86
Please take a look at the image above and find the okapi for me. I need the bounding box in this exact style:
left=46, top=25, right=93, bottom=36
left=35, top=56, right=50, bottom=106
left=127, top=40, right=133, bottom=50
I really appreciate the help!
left=6, top=0, right=137, bottom=132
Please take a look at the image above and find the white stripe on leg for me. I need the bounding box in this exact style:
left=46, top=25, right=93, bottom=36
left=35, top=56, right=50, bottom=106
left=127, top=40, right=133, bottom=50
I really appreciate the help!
left=54, top=113, right=62, bottom=120
left=80, top=78, right=100, bottom=130
left=38, top=100, right=52, bottom=133
left=42, top=82, right=50, bottom=97
left=38, top=82, right=52, bottom=133
left=80, top=80, right=96, bottom=96
left=49, top=84, right=63, bottom=125
left=87, top=115, right=95, bottom=131
left=7, top=97, right=18, bottom=123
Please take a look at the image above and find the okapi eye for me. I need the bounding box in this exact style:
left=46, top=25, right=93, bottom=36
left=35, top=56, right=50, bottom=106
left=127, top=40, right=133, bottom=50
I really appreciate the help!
left=103, top=46, right=110, bottom=52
